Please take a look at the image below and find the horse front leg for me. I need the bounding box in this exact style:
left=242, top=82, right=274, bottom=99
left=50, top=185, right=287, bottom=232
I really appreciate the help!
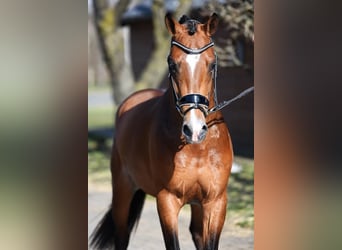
left=156, top=190, right=182, bottom=250
left=189, top=204, right=204, bottom=250
left=202, top=194, right=227, bottom=250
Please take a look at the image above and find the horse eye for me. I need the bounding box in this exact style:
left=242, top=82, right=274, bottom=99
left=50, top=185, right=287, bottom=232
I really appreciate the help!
left=209, top=62, right=216, bottom=71
left=168, top=56, right=178, bottom=75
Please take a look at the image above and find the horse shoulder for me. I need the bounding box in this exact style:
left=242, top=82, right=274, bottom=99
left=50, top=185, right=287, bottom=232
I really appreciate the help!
left=117, top=89, right=164, bottom=118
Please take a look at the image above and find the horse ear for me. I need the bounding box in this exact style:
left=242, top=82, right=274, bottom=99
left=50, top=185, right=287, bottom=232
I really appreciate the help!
left=165, top=13, right=178, bottom=35
left=203, top=13, right=219, bottom=36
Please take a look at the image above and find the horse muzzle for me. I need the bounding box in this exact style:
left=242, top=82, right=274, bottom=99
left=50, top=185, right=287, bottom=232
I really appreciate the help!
left=182, top=109, right=208, bottom=144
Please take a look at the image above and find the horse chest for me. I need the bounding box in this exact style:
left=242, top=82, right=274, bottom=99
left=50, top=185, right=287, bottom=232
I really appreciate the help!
left=168, top=150, right=229, bottom=202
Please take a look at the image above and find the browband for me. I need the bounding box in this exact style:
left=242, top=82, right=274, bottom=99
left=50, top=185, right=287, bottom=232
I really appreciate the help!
left=171, top=40, right=214, bottom=55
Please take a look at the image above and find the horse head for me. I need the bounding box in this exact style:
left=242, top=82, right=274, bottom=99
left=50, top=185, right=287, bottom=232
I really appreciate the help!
left=165, top=13, right=219, bottom=144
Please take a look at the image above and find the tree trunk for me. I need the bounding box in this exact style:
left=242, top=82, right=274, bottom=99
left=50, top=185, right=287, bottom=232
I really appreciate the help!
left=135, top=0, right=192, bottom=90
left=92, top=0, right=192, bottom=102
left=92, top=0, right=135, bottom=104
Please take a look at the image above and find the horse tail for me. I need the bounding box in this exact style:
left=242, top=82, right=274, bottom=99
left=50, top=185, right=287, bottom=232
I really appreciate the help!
left=89, top=190, right=146, bottom=249
left=128, top=189, right=146, bottom=232
left=89, top=207, right=115, bottom=249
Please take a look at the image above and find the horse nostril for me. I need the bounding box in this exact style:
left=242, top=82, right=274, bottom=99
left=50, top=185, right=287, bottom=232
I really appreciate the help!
left=182, top=124, right=192, bottom=138
left=198, top=124, right=208, bottom=141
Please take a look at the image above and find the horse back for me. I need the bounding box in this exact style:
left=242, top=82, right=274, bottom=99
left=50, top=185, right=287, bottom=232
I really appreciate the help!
left=116, top=89, right=164, bottom=120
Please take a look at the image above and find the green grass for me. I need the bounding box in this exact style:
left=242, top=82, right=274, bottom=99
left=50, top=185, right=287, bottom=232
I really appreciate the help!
left=88, top=84, right=116, bottom=129
left=88, top=106, right=116, bottom=129
left=227, top=156, right=254, bottom=228
left=88, top=84, right=111, bottom=93
left=88, top=86, right=115, bottom=185
left=88, top=149, right=111, bottom=185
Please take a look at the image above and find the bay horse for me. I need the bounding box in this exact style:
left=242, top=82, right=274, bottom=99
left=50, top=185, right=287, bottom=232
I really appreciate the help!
left=90, top=13, right=233, bottom=250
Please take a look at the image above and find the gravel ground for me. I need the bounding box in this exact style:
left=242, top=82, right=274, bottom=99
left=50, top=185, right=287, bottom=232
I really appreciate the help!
left=88, top=190, right=254, bottom=250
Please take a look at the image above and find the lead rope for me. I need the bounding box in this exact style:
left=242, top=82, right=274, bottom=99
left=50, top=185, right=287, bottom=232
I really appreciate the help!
left=208, top=86, right=254, bottom=114
left=207, top=51, right=253, bottom=115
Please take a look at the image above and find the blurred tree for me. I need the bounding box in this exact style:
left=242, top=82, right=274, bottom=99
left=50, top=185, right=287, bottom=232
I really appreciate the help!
left=135, top=0, right=192, bottom=90
left=92, top=0, right=254, bottom=104
left=92, top=0, right=134, bottom=104
left=204, top=0, right=254, bottom=67
left=92, top=0, right=191, bottom=104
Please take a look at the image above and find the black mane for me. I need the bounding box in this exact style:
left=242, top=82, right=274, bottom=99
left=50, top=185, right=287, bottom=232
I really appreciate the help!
left=179, top=15, right=200, bottom=36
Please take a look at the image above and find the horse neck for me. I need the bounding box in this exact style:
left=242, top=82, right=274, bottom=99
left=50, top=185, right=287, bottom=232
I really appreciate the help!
left=162, top=87, right=183, bottom=124
left=208, top=84, right=217, bottom=111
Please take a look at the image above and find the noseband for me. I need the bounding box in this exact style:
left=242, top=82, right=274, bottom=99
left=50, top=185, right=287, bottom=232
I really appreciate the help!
left=169, top=39, right=255, bottom=118
left=169, top=39, right=216, bottom=117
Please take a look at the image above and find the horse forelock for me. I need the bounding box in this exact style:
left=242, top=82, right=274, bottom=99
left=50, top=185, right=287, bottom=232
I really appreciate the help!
left=179, top=15, right=200, bottom=36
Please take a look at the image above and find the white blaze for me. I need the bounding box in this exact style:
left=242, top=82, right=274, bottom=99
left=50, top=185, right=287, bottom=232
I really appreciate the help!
left=185, top=54, right=200, bottom=77
left=188, top=109, right=205, bottom=141
left=183, top=54, right=207, bottom=143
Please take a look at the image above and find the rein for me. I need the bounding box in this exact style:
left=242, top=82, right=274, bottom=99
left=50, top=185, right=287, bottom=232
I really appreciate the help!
left=169, top=38, right=254, bottom=117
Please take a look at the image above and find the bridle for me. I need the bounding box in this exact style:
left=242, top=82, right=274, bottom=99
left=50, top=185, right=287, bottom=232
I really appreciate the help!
left=169, top=39, right=217, bottom=117
left=168, top=38, right=254, bottom=118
